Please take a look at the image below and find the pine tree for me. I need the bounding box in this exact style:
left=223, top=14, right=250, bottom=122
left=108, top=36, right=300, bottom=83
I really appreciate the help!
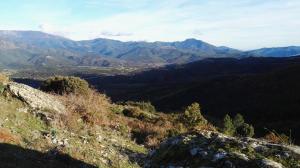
left=233, top=113, right=245, bottom=128
left=236, top=123, right=255, bottom=137
left=182, top=102, right=207, bottom=128
left=223, top=114, right=235, bottom=136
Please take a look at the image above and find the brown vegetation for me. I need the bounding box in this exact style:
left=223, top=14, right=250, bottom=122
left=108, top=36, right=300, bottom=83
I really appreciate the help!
left=0, top=128, right=20, bottom=144
left=263, top=132, right=291, bottom=144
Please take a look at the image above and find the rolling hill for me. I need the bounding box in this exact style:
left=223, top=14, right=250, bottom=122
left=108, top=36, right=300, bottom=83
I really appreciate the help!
left=246, top=46, right=300, bottom=57
left=78, top=56, right=300, bottom=143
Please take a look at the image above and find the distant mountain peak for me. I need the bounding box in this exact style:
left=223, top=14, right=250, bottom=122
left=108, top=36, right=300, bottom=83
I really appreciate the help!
left=182, top=38, right=207, bottom=45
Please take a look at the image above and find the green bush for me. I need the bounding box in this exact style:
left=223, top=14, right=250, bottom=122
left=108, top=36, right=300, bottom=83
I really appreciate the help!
left=182, top=102, right=207, bottom=128
left=122, top=106, right=157, bottom=121
left=41, top=76, right=90, bottom=95
left=222, top=113, right=255, bottom=137
left=123, top=107, right=141, bottom=118
left=222, top=114, right=235, bottom=136
left=236, top=123, right=255, bottom=137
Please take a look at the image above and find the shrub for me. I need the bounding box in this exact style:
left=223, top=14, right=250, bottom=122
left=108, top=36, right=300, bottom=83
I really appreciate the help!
left=264, top=131, right=291, bottom=144
left=125, top=101, right=156, bottom=113
left=0, top=73, right=9, bottom=84
left=122, top=106, right=157, bottom=122
left=222, top=114, right=235, bottom=136
left=123, top=107, right=142, bottom=118
left=182, top=102, right=207, bottom=128
left=41, top=76, right=90, bottom=95
left=59, top=90, right=111, bottom=127
left=0, top=73, right=9, bottom=94
left=235, top=123, right=255, bottom=137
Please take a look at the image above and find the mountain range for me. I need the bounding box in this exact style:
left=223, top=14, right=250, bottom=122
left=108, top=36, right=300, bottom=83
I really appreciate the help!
left=0, top=30, right=300, bottom=69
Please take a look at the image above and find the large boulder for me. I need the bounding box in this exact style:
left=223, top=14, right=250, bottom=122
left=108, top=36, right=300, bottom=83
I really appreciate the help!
left=7, top=82, right=66, bottom=114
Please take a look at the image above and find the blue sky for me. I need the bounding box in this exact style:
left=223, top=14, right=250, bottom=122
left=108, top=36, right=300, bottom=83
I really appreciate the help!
left=0, top=0, right=299, bottom=50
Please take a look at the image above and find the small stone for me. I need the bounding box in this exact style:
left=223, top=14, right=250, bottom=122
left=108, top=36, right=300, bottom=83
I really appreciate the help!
left=190, top=148, right=202, bottom=156
left=52, top=138, right=57, bottom=144
left=232, top=151, right=249, bottom=161
left=282, top=152, right=290, bottom=158
left=199, top=151, right=208, bottom=158
left=63, top=139, right=69, bottom=146
left=260, top=158, right=284, bottom=168
left=213, top=151, right=227, bottom=161
left=17, top=108, right=28, bottom=113
left=97, top=135, right=103, bottom=142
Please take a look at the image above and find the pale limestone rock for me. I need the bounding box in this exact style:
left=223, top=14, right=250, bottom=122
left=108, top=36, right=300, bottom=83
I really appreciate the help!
left=7, top=82, right=65, bottom=114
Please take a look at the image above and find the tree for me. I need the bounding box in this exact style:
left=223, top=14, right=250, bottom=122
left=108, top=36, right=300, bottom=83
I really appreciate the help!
left=182, top=102, right=207, bottom=128
left=233, top=113, right=245, bottom=128
left=223, top=114, right=235, bottom=136
left=236, top=123, right=255, bottom=137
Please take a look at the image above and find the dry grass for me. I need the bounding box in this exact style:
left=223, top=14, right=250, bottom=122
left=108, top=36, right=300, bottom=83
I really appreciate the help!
left=263, top=132, right=290, bottom=144
left=127, top=119, right=170, bottom=147
left=0, top=73, right=9, bottom=84
left=55, top=89, right=217, bottom=148
left=59, top=89, right=112, bottom=128
left=195, top=122, right=217, bottom=132
left=55, top=89, right=180, bottom=147
left=0, top=128, right=20, bottom=144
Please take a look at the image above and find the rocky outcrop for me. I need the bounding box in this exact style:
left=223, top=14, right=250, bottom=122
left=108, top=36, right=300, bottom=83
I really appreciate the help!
left=146, top=131, right=300, bottom=168
left=7, top=82, right=65, bottom=114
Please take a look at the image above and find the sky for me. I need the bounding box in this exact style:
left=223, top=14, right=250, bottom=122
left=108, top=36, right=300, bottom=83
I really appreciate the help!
left=0, top=0, right=300, bottom=50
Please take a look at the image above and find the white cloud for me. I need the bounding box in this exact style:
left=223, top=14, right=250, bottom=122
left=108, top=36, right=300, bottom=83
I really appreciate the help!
left=37, top=0, right=300, bottom=49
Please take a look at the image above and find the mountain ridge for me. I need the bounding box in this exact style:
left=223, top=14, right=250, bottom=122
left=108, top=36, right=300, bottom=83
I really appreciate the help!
left=0, top=30, right=300, bottom=69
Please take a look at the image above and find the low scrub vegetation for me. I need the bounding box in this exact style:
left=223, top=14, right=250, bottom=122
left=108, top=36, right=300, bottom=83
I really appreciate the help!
left=124, top=101, right=156, bottom=113
left=0, top=73, right=9, bottom=84
left=222, top=113, right=255, bottom=137
left=41, top=76, right=90, bottom=95
left=263, top=130, right=292, bottom=145
left=0, top=73, right=9, bottom=93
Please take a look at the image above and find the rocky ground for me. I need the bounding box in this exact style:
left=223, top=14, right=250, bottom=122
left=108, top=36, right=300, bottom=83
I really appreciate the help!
left=0, top=81, right=299, bottom=168
left=146, top=131, right=300, bottom=168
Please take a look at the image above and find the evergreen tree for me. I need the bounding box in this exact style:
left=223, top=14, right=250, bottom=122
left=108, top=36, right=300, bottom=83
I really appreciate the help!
left=182, top=102, right=207, bottom=128
left=236, top=123, right=255, bottom=137
left=233, top=113, right=245, bottom=128
left=223, top=114, right=235, bottom=136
